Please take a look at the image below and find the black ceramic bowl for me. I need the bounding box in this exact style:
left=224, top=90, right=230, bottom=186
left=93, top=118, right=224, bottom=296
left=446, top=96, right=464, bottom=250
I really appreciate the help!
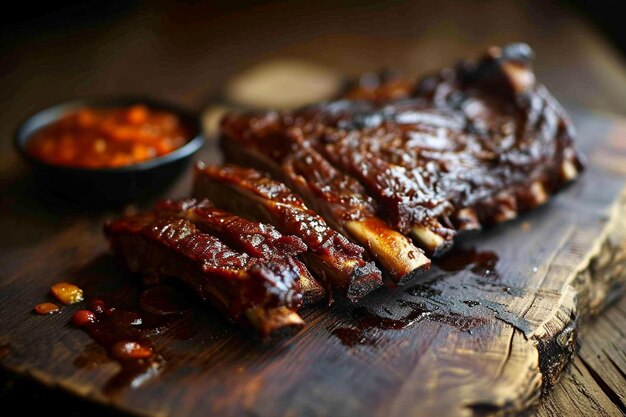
left=14, top=98, right=204, bottom=205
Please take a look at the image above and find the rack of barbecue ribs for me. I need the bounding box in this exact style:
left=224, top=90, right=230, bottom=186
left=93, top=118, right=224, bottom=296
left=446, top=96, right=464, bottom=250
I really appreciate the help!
left=106, top=44, right=584, bottom=337
left=218, top=43, right=582, bottom=257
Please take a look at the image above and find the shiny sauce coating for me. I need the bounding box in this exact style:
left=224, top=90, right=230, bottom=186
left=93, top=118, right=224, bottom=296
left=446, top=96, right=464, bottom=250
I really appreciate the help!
left=26, top=105, right=193, bottom=168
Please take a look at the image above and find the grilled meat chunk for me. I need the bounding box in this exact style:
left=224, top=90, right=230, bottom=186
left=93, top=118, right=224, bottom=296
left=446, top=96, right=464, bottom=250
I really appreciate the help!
left=154, top=198, right=326, bottom=305
left=193, top=164, right=384, bottom=301
left=104, top=210, right=310, bottom=338
left=219, top=43, right=583, bottom=258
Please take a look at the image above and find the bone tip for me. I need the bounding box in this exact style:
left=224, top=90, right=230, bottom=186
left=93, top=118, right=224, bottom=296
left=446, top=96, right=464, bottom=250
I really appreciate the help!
left=501, top=61, right=535, bottom=94
left=561, top=159, right=579, bottom=182
left=530, top=181, right=549, bottom=206
left=492, top=194, right=518, bottom=223
left=493, top=207, right=518, bottom=223
left=455, top=208, right=481, bottom=231
left=300, top=274, right=327, bottom=306
left=395, top=257, right=432, bottom=285
left=345, top=263, right=384, bottom=302
left=246, top=306, right=304, bottom=340
left=411, top=225, right=453, bottom=256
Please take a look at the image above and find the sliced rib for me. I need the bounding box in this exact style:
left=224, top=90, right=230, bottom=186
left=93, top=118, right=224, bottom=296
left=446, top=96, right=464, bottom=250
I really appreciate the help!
left=154, top=198, right=326, bottom=305
left=219, top=123, right=431, bottom=283
left=104, top=212, right=305, bottom=338
left=193, top=164, right=384, bottom=301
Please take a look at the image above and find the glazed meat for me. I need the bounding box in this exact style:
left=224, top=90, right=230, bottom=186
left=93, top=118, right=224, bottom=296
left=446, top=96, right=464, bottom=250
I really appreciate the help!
left=219, top=43, right=583, bottom=259
left=219, top=134, right=430, bottom=282
left=104, top=205, right=321, bottom=338
left=339, top=43, right=582, bottom=223
left=193, top=164, right=384, bottom=301
left=154, top=198, right=326, bottom=305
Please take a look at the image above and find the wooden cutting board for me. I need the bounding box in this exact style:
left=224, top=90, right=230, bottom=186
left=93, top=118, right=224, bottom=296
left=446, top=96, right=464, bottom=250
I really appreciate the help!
left=1, top=107, right=625, bottom=417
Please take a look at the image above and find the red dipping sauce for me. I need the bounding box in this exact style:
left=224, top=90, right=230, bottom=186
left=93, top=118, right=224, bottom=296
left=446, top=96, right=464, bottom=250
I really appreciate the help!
left=26, top=105, right=194, bottom=168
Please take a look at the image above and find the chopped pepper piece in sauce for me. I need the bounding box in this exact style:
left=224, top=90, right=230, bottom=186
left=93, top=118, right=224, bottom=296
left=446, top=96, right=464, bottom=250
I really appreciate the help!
left=51, top=282, right=84, bottom=305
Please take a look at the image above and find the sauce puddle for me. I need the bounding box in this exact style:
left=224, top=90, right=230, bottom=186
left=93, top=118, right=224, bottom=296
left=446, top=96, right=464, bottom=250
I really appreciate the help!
left=436, top=246, right=499, bottom=278
left=331, top=300, right=489, bottom=348
left=331, top=246, right=499, bottom=347
left=331, top=305, right=428, bottom=347
left=71, top=285, right=195, bottom=394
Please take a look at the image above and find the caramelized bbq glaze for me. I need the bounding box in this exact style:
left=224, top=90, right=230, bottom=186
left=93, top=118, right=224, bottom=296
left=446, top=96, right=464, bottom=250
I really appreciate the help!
left=154, top=198, right=326, bottom=305
left=155, top=198, right=308, bottom=259
left=220, top=44, right=583, bottom=259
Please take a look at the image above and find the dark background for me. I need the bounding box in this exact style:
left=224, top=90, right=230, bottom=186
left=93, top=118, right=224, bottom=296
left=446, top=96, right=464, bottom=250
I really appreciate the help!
left=3, top=1, right=626, bottom=56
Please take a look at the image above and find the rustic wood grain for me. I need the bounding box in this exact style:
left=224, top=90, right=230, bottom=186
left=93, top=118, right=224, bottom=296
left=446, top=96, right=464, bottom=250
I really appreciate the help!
left=537, top=297, right=626, bottom=417
left=536, top=356, right=624, bottom=417
left=577, top=307, right=626, bottom=412
left=0, top=108, right=625, bottom=417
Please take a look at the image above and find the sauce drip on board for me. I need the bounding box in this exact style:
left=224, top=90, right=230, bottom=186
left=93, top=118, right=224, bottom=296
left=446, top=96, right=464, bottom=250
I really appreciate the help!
left=331, top=299, right=489, bottom=348
left=435, top=246, right=500, bottom=278
left=34, top=302, right=60, bottom=315
left=26, top=105, right=193, bottom=168
left=71, top=285, right=195, bottom=394
left=330, top=247, right=500, bottom=347
left=331, top=306, right=428, bottom=347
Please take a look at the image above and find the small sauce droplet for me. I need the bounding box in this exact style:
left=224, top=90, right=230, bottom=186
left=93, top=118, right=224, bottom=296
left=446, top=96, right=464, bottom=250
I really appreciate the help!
left=72, top=310, right=97, bottom=327
left=331, top=305, right=428, bottom=347
left=34, top=302, right=60, bottom=315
